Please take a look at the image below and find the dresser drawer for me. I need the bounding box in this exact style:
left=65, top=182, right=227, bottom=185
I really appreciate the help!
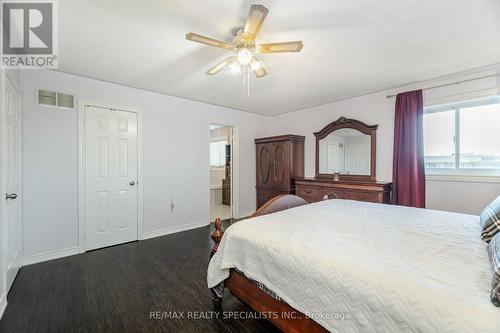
left=320, top=188, right=345, bottom=200
left=296, top=186, right=321, bottom=203
left=345, top=191, right=379, bottom=203
left=295, top=179, right=392, bottom=204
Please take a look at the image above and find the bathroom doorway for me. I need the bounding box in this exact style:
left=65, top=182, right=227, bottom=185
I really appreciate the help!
left=209, top=124, right=234, bottom=221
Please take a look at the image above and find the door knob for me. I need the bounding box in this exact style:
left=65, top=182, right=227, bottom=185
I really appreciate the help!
left=5, top=193, right=17, bottom=200
left=129, top=181, right=136, bottom=186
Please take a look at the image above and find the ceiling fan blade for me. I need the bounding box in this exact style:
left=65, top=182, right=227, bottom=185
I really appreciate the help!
left=258, top=41, right=304, bottom=53
left=243, top=5, right=268, bottom=40
left=250, top=57, right=267, bottom=78
left=206, top=56, right=236, bottom=75
left=186, top=33, right=233, bottom=50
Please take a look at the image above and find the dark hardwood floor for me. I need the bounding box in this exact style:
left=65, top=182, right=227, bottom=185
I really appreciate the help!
left=0, top=220, right=280, bottom=333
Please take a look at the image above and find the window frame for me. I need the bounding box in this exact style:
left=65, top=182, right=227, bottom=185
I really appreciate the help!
left=424, top=96, right=500, bottom=178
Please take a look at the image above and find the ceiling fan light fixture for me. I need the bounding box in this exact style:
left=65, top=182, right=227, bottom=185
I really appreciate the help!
left=237, top=48, right=252, bottom=65
left=185, top=4, right=304, bottom=92
left=250, top=59, right=261, bottom=71
left=231, top=62, right=242, bottom=74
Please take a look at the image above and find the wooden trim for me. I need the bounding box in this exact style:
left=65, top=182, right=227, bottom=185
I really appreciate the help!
left=207, top=123, right=240, bottom=221
left=210, top=218, right=224, bottom=259
left=314, top=117, right=377, bottom=182
left=250, top=194, right=308, bottom=218
left=255, top=134, right=305, bottom=144
left=313, top=117, right=378, bottom=138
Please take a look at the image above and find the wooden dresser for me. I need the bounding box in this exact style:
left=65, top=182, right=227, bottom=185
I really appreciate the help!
left=295, top=178, right=392, bottom=204
left=255, top=135, right=305, bottom=208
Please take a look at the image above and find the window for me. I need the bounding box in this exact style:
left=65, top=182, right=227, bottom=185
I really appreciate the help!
left=210, top=140, right=227, bottom=167
left=424, top=96, right=500, bottom=175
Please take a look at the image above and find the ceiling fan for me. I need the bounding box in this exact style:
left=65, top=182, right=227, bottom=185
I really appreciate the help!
left=185, top=4, right=303, bottom=80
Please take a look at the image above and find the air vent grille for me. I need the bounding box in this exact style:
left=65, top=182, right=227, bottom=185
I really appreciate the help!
left=37, top=89, right=76, bottom=109
left=57, top=93, right=74, bottom=109
left=38, top=89, right=56, bottom=106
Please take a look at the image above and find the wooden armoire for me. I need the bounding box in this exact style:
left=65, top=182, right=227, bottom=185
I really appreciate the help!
left=255, top=135, right=305, bottom=208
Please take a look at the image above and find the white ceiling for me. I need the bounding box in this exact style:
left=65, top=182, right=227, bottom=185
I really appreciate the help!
left=58, top=0, right=500, bottom=115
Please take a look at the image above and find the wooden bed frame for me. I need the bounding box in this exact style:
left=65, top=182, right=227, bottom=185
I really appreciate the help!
left=210, top=195, right=328, bottom=333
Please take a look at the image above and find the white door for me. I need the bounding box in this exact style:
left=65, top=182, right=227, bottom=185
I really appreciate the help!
left=85, top=106, right=138, bottom=251
left=4, top=76, right=22, bottom=291
left=327, top=143, right=342, bottom=173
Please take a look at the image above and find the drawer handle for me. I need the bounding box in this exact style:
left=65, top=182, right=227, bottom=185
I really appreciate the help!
left=323, top=193, right=338, bottom=200
left=304, top=189, right=312, bottom=193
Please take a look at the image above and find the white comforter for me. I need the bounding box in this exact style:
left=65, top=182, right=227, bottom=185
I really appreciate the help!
left=207, top=199, right=500, bottom=332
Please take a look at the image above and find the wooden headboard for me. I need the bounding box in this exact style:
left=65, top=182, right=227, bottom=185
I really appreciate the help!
left=250, top=194, right=308, bottom=218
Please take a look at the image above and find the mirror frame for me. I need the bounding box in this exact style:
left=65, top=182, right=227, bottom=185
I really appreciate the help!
left=314, top=117, right=378, bottom=182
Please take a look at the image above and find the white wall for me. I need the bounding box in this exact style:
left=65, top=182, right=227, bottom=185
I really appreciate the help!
left=272, top=90, right=395, bottom=181
left=426, top=179, right=500, bottom=214
left=271, top=66, right=500, bottom=215
left=20, top=70, right=270, bottom=258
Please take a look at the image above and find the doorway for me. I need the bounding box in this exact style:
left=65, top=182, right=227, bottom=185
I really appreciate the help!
left=209, top=124, right=233, bottom=221
left=79, top=104, right=142, bottom=251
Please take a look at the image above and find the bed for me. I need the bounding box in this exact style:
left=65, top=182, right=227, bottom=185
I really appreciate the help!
left=207, top=195, right=500, bottom=333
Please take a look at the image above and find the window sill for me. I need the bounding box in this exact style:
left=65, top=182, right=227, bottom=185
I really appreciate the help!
left=425, top=173, right=500, bottom=184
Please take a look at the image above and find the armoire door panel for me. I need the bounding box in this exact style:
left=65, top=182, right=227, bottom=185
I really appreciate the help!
left=273, top=144, right=285, bottom=185
left=272, top=142, right=289, bottom=188
left=257, top=144, right=272, bottom=186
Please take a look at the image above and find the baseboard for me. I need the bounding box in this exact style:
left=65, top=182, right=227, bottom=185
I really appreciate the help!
left=22, top=246, right=79, bottom=267
left=142, top=221, right=208, bottom=240
left=0, top=293, right=7, bottom=320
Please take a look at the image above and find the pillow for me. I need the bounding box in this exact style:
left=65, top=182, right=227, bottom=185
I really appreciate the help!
left=480, top=195, right=500, bottom=243
left=487, top=233, right=500, bottom=307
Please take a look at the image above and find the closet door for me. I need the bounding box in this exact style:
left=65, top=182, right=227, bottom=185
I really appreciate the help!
left=85, top=106, right=138, bottom=251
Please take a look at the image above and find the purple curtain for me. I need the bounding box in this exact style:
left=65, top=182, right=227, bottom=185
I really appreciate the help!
left=392, top=90, right=425, bottom=208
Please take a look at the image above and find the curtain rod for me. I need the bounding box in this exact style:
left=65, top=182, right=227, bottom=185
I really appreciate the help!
left=386, top=74, right=499, bottom=98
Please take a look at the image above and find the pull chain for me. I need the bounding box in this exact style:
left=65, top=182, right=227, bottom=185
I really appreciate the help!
left=241, top=65, right=250, bottom=97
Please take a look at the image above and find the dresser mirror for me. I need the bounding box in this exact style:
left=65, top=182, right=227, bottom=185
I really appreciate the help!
left=315, top=117, right=377, bottom=181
